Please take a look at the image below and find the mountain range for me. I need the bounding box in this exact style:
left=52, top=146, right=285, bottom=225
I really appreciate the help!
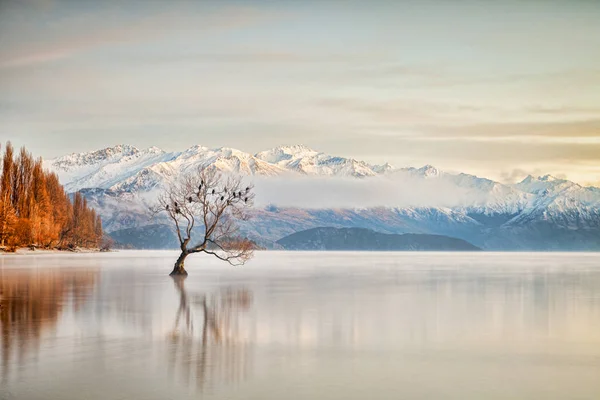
left=44, top=144, right=600, bottom=250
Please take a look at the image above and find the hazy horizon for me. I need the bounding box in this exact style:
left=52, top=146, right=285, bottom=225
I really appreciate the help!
left=1, top=0, right=599, bottom=185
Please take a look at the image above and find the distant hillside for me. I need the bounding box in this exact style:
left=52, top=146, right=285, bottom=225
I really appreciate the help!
left=109, top=224, right=179, bottom=250
left=277, top=227, right=481, bottom=251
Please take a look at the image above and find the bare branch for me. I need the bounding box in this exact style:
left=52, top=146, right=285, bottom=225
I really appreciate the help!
left=150, top=166, right=256, bottom=274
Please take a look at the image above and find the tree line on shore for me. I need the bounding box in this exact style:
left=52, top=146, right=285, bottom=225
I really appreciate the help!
left=0, top=141, right=104, bottom=251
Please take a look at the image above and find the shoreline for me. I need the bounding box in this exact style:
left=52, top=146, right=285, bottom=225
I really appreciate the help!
left=0, top=247, right=111, bottom=255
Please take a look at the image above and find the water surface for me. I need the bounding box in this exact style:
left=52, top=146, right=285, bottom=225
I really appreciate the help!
left=2, top=251, right=600, bottom=399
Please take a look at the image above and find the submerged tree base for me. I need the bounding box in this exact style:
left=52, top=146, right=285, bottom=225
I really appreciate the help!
left=169, top=266, right=188, bottom=276
left=169, top=251, right=189, bottom=276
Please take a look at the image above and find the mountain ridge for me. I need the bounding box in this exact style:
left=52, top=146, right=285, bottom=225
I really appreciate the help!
left=45, top=144, right=600, bottom=251
left=46, top=143, right=598, bottom=189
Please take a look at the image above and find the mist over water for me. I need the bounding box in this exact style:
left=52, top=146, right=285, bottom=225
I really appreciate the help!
left=1, top=251, right=600, bottom=399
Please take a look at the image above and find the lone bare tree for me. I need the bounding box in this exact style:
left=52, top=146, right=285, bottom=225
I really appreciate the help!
left=151, top=167, right=255, bottom=276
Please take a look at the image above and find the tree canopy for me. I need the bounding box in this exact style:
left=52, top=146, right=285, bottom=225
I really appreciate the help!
left=0, top=141, right=103, bottom=250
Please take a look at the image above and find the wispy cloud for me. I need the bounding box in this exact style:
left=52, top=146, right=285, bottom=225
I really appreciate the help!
left=0, top=5, right=285, bottom=69
left=421, top=119, right=600, bottom=139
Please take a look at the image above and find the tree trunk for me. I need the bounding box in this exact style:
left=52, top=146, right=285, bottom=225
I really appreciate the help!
left=170, top=251, right=189, bottom=276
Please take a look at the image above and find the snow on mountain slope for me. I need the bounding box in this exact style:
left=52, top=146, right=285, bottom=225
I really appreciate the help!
left=444, top=173, right=531, bottom=214
left=46, top=144, right=600, bottom=216
left=46, top=144, right=287, bottom=192
left=171, top=145, right=285, bottom=176
left=46, top=144, right=395, bottom=193
left=255, top=145, right=390, bottom=177
left=44, top=144, right=135, bottom=183
left=45, top=143, right=600, bottom=250
left=46, top=145, right=178, bottom=192
left=403, top=164, right=442, bottom=178
left=109, top=166, right=170, bottom=193
left=388, top=166, right=532, bottom=215
left=515, top=175, right=600, bottom=211
left=254, top=144, right=318, bottom=164
left=108, top=146, right=286, bottom=193
left=515, top=175, right=578, bottom=195
left=507, top=175, right=600, bottom=228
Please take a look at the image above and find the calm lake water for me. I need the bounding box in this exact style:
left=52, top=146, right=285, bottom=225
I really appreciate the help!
left=2, top=251, right=600, bottom=399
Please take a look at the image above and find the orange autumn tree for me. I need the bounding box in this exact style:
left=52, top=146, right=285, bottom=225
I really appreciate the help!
left=0, top=142, right=17, bottom=246
left=0, top=142, right=104, bottom=250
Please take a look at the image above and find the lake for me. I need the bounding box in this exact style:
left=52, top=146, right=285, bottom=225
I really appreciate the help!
left=1, top=251, right=600, bottom=399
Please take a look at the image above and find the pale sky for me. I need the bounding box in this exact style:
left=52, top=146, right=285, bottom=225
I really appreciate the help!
left=1, top=0, right=599, bottom=185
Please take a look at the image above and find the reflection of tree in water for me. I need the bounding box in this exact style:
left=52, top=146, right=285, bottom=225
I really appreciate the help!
left=167, top=276, right=252, bottom=392
left=0, top=268, right=97, bottom=382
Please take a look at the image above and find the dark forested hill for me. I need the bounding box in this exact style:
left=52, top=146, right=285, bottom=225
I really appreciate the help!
left=277, top=227, right=480, bottom=251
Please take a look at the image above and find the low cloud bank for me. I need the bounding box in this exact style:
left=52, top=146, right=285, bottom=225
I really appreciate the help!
left=252, top=174, right=482, bottom=209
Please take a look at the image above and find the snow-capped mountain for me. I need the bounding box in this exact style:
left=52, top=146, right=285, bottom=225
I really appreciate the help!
left=508, top=175, right=600, bottom=228
left=45, top=144, right=600, bottom=250
left=254, top=144, right=390, bottom=177
left=44, top=145, right=177, bottom=193
left=390, top=166, right=533, bottom=215
left=46, top=144, right=286, bottom=193
left=47, top=144, right=396, bottom=193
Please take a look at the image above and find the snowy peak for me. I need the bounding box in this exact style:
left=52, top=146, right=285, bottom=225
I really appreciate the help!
left=540, top=174, right=558, bottom=182
left=271, top=144, right=318, bottom=154
left=44, top=143, right=600, bottom=221
left=506, top=173, right=600, bottom=227
left=49, top=144, right=140, bottom=168
left=520, top=175, right=536, bottom=185
left=46, top=144, right=291, bottom=192
left=169, top=145, right=286, bottom=177
left=417, top=165, right=441, bottom=178
left=180, top=144, right=210, bottom=156
left=45, top=144, right=175, bottom=192
left=515, top=174, right=578, bottom=195
left=46, top=144, right=169, bottom=173
left=518, top=174, right=566, bottom=186
left=144, top=146, right=165, bottom=154
left=50, top=143, right=397, bottom=187
left=373, top=163, right=395, bottom=174
left=256, top=145, right=385, bottom=177
left=254, top=144, right=319, bottom=164
left=393, top=167, right=532, bottom=214
left=401, top=164, right=443, bottom=179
